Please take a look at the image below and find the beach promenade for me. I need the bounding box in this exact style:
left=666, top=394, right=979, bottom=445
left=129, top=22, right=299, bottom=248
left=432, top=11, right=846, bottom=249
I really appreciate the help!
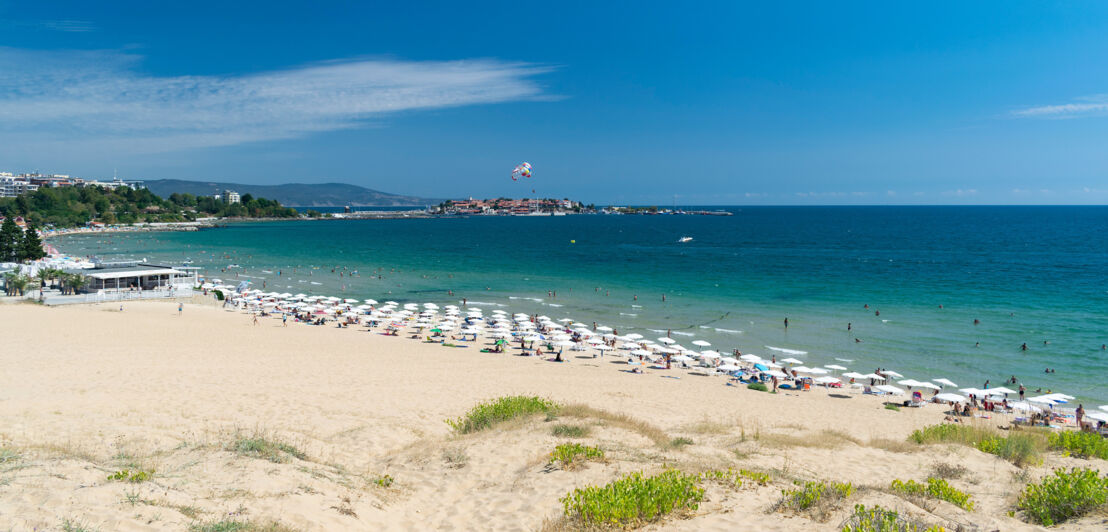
left=1, top=299, right=1103, bottom=530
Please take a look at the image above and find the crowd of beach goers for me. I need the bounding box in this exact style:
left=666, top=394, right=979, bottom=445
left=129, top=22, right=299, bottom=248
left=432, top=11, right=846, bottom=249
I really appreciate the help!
left=204, top=281, right=1108, bottom=437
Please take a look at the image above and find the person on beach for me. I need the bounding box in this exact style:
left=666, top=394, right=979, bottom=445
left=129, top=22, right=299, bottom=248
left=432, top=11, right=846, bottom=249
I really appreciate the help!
left=1076, top=404, right=1085, bottom=427
left=178, top=303, right=183, bottom=315
left=253, top=315, right=259, bottom=326
left=282, top=313, right=288, bottom=327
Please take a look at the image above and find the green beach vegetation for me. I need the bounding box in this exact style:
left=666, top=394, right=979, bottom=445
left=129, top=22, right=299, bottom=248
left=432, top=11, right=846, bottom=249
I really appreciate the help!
left=548, top=443, right=604, bottom=470
left=0, top=216, right=45, bottom=262
left=890, top=477, right=974, bottom=511
left=446, top=395, right=558, bottom=433
left=560, top=469, right=703, bottom=527
left=1047, top=430, right=1108, bottom=460
left=841, top=504, right=945, bottom=532
left=0, top=186, right=297, bottom=228
left=908, top=424, right=1045, bottom=467
left=1016, top=467, right=1108, bottom=526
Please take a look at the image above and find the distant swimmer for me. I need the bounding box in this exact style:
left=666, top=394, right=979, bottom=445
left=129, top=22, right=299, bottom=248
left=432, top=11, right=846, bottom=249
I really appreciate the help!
left=847, top=322, right=851, bottom=331
left=938, top=304, right=943, bottom=309
left=662, top=294, right=666, bottom=302
left=975, top=342, right=980, bottom=348
left=783, top=317, right=789, bottom=329
left=864, top=304, right=869, bottom=309
left=1043, top=340, right=1049, bottom=345
left=855, top=338, right=862, bottom=343
left=1021, top=343, right=1028, bottom=351
left=974, top=319, right=980, bottom=325
left=875, top=310, right=879, bottom=316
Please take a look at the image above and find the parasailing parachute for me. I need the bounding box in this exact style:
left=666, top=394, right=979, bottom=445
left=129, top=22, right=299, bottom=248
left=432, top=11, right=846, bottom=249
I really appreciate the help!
left=511, top=162, right=532, bottom=181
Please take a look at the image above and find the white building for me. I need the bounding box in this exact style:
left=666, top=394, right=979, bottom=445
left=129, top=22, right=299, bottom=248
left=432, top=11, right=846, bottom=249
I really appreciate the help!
left=0, top=176, right=39, bottom=198
left=222, top=190, right=241, bottom=204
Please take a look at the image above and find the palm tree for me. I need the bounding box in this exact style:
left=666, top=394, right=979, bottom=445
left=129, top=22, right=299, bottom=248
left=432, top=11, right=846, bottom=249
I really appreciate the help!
left=5, top=273, right=30, bottom=297
left=66, top=273, right=88, bottom=295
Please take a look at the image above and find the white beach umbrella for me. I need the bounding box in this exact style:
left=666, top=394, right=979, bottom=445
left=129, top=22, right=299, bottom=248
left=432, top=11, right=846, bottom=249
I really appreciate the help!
left=987, top=387, right=1017, bottom=395
left=882, top=370, right=904, bottom=378
left=630, top=349, right=652, bottom=356
left=1099, top=405, right=1108, bottom=412
left=624, top=333, right=643, bottom=340
left=672, top=354, right=695, bottom=363
left=934, top=393, right=966, bottom=403
left=861, top=373, right=886, bottom=381
left=933, top=378, right=957, bottom=387
left=719, top=364, right=742, bottom=372
left=596, top=325, right=613, bottom=332
left=596, top=344, right=613, bottom=351
left=555, top=340, right=576, bottom=347
left=657, top=337, right=676, bottom=344
left=1085, top=411, right=1108, bottom=423
left=765, top=369, right=789, bottom=378
left=916, top=382, right=942, bottom=391
left=691, top=340, right=711, bottom=347
left=842, top=372, right=866, bottom=379
left=825, top=364, right=847, bottom=371
left=897, top=379, right=922, bottom=387
left=557, top=318, right=573, bottom=323
left=385, top=301, right=398, bottom=306
left=699, top=351, right=721, bottom=359
left=875, top=384, right=904, bottom=395
left=806, top=368, right=829, bottom=375
left=792, top=366, right=815, bottom=373
left=1027, top=396, right=1059, bottom=405
left=814, top=376, right=840, bottom=384
left=959, top=388, right=987, bottom=396
left=739, top=354, right=762, bottom=363
left=1008, top=401, right=1042, bottom=412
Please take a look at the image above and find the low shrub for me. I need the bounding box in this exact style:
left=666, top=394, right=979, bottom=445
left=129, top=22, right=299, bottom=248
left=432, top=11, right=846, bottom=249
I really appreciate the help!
left=890, top=478, right=974, bottom=511
left=446, top=396, right=559, bottom=433
left=975, top=433, right=1042, bottom=468
left=840, top=504, right=945, bottom=532
left=549, top=443, right=604, bottom=470
left=668, top=437, right=694, bottom=449
left=928, top=462, right=967, bottom=480
left=884, top=404, right=900, bottom=411
left=1048, top=430, right=1108, bottom=460
left=1016, top=467, right=1108, bottom=526
left=776, top=480, right=854, bottom=521
left=561, top=469, right=703, bottom=527
left=107, top=469, right=154, bottom=483
left=374, top=474, right=394, bottom=488
left=747, top=382, right=768, bottom=392
left=551, top=424, right=590, bottom=438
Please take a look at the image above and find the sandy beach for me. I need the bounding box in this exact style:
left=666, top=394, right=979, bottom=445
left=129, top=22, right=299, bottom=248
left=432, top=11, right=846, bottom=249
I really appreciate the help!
left=0, top=299, right=1103, bottom=531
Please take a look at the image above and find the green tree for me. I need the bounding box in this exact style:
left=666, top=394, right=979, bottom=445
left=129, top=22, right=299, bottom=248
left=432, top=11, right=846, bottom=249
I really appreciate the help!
left=19, top=223, right=46, bottom=262
left=0, top=217, right=20, bottom=262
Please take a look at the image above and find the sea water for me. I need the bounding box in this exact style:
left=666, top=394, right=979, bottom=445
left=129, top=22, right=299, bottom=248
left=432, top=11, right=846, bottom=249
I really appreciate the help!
left=54, top=206, right=1108, bottom=404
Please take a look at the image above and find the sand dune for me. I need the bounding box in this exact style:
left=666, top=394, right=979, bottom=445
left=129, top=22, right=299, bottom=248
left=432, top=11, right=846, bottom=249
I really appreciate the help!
left=0, top=300, right=1102, bottom=530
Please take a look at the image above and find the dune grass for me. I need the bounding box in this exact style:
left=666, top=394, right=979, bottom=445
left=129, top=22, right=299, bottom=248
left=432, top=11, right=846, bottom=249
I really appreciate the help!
left=189, top=519, right=299, bottom=532
left=747, top=382, right=768, bottom=392
left=1047, top=430, right=1108, bottom=460
left=561, top=469, right=704, bottom=527
left=549, top=443, right=605, bottom=470
left=551, top=424, right=591, bottom=438
left=230, top=434, right=307, bottom=464
left=107, top=469, right=154, bottom=483
left=1017, top=467, right=1108, bottom=526
left=890, top=477, right=974, bottom=511
left=446, top=395, right=559, bottom=434
left=557, top=403, right=671, bottom=448
left=699, top=467, right=771, bottom=488
left=908, top=423, right=1045, bottom=467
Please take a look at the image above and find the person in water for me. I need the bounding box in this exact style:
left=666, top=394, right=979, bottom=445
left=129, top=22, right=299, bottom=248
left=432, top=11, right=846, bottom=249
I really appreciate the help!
left=784, top=317, right=789, bottom=329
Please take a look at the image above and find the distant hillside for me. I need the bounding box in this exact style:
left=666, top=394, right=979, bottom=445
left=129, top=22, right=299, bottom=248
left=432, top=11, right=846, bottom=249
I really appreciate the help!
left=144, top=179, right=437, bottom=207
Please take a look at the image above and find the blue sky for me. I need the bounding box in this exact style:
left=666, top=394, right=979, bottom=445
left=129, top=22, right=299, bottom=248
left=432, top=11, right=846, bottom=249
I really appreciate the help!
left=2, top=1, right=1107, bottom=205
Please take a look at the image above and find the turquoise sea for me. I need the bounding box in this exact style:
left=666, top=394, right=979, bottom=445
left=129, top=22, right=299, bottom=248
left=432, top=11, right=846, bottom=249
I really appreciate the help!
left=54, top=206, right=1108, bottom=404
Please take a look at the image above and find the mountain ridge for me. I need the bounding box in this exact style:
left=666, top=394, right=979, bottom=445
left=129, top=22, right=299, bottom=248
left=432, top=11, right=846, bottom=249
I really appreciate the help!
left=143, top=179, right=439, bottom=207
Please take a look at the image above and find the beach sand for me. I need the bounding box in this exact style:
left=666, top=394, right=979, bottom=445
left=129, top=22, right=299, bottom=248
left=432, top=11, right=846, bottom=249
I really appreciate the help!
left=0, top=299, right=1102, bottom=531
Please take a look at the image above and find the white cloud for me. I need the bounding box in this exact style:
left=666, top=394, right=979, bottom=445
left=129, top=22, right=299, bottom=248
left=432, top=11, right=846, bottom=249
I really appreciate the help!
left=0, top=48, right=554, bottom=153
left=1012, top=94, right=1108, bottom=118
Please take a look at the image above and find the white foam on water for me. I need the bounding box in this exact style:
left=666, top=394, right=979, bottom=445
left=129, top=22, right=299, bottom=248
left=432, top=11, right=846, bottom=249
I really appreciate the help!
left=310, top=282, right=322, bottom=285
left=464, top=301, right=506, bottom=307
left=631, top=305, right=643, bottom=308
left=835, top=358, right=854, bottom=362
left=619, top=313, right=637, bottom=317
left=714, top=328, right=742, bottom=334
left=548, top=303, right=563, bottom=307
left=647, top=329, right=667, bottom=333
left=672, top=331, right=694, bottom=337
left=881, top=319, right=890, bottom=323
left=765, top=346, right=808, bottom=355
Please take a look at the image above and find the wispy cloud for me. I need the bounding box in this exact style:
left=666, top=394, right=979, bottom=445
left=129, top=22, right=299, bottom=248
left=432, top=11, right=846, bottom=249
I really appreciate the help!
left=0, top=48, right=554, bottom=153
left=39, top=20, right=97, bottom=32
left=1011, top=94, right=1108, bottom=119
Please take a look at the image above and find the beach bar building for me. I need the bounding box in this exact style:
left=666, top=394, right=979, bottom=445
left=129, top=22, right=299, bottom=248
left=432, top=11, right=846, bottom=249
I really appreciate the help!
left=75, top=262, right=194, bottom=292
